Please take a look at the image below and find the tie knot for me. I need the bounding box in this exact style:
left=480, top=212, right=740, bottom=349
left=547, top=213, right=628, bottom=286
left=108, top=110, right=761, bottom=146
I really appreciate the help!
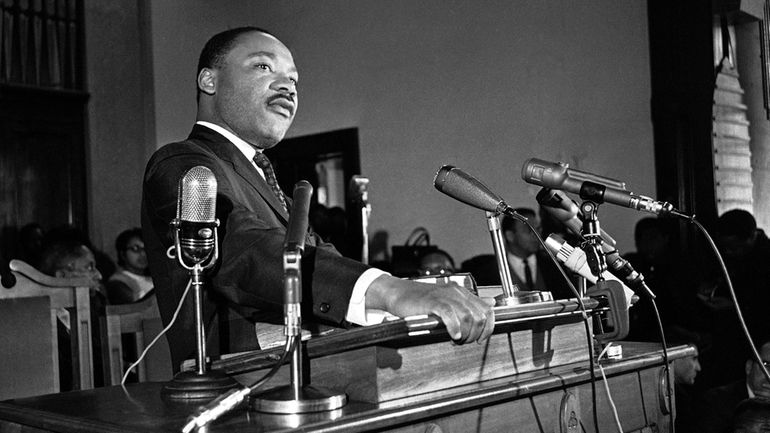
left=253, top=152, right=272, bottom=170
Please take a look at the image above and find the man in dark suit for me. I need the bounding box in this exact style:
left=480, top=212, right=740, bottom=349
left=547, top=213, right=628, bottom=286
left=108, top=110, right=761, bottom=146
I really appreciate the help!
left=461, top=208, right=573, bottom=298
left=142, top=27, right=494, bottom=370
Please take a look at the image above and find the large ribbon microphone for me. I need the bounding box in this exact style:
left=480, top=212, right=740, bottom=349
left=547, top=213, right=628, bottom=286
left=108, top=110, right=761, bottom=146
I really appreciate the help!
left=433, top=165, right=514, bottom=215
left=522, top=158, right=677, bottom=216
left=174, top=166, right=219, bottom=267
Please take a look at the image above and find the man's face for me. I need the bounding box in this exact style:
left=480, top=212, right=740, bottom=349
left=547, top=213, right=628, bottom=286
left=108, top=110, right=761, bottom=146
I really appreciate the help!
left=718, top=234, right=755, bottom=261
left=121, top=236, right=147, bottom=274
left=673, top=352, right=701, bottom=386
left=509, top=216, right=542, bottom=256
left=57, top=246, right=102, bottom=287
left=205, top=31, right=298, bottom=149
left=746, top=344, right=770, bottom=399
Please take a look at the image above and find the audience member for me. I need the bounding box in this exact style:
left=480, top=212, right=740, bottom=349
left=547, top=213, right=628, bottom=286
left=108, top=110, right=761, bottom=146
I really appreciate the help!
left=418, top=249, right=456, bottom=277
left=694, top=341, right=770, bottom=433
left=623, top=217, right=702, bottom=343
left=39, top=237, right=105, bottom=391
left=697, top=209, right=770, bottom=386
left=106, top=228, right=154, bottom=304
left=732, top=398, right=770, bottom=433
left=42, top=225, right=116, bottom=283
left=672, top=342, right=702, bottom=432
left=461, top=208, right=573, bottom=298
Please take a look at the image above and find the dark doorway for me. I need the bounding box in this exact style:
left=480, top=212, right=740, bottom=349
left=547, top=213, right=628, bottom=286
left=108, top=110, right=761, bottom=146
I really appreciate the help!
left=265, top=128, right=364, bottom=261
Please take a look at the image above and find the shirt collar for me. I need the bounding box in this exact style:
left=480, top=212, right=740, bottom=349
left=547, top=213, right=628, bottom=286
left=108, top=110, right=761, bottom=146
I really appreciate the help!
left=196, top=121, right=260, bottom=161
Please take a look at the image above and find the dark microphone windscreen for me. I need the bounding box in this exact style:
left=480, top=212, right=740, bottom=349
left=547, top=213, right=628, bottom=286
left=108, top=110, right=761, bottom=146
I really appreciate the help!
left=178, top=166, right=217, bottom=223
left=433, top=165, right=505, bottom=213
left=285, top=180, right=313, bottom=251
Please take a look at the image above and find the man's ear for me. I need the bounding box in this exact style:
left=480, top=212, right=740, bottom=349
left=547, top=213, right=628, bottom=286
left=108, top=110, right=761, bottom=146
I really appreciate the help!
left=198, top=68, right=216, bottom=95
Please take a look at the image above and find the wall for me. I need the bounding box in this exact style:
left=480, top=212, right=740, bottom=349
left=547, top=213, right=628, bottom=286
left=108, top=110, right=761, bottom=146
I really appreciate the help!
left=736, top=23, right=770, bottom=232
left=91, top=1, right=655, bottom=264
left=84, top=0, right=155, bottom=257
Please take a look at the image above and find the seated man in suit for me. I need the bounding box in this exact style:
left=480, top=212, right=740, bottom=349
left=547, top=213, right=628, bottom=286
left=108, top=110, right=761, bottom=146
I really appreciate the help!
left=142, top=27, right=494, bottom=370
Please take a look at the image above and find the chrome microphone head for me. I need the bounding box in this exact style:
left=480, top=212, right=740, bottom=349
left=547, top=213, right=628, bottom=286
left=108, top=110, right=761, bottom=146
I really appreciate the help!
left=178, top=166, right=217, bottom=223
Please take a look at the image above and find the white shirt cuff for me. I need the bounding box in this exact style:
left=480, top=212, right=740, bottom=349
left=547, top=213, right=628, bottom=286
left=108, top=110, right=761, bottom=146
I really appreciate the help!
left=345, top=268, right=396, bottom=326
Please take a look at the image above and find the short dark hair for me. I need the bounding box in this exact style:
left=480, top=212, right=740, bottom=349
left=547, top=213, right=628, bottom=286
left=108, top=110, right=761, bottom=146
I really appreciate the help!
left=717, top=209, right=757, bottom=239
left=115, top=228, right=143, bottom=267
left=502, top=207, right=536, bottom=233
left=196, top=26, right=277, bottom=97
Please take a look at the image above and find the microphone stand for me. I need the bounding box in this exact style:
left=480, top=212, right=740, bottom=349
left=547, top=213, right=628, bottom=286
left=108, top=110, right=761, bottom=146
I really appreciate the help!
left=162, top=219, right=239, bottom=400
left=252, top=181, right=347, bottom=414
left=358, top=185, right=371, bottom=265
left=486, top=212, right=551, bottom=306
left=350, top=176, right=371, bottom=264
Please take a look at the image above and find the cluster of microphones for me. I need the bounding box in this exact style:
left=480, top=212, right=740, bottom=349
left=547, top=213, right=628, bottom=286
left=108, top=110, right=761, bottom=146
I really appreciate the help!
left=434, top=157, right=688, bottom=300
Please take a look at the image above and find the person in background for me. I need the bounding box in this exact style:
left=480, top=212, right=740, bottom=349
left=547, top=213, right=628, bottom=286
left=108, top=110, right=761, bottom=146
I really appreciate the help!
left=418, top=249, right=456, bottom=277
left=732, top=398, right=770, bottom=433
left=39, top=237, right=105, bottom=390
left=671, top=342, right=702, bottom=432
left=106, top=228, right=154, bottom=304
left=462, top=208, right=574, bottom=298
left=694, top=341, right=770, bottom=433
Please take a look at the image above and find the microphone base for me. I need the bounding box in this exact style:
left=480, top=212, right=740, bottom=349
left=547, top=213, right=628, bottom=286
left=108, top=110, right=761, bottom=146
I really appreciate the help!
left=161, top=369, right=240, bottom=401
left=251, top=385, right=347, bottom=414
left=495, top=290, right=553, bottom=306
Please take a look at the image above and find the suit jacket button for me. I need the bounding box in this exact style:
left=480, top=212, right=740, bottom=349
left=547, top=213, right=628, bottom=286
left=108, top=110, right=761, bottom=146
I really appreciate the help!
left=319, top=303, right=330, bottom=313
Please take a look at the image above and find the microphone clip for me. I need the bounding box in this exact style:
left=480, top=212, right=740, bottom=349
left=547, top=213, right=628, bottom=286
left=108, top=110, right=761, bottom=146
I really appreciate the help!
left=169, top=217, right=220, bottom=271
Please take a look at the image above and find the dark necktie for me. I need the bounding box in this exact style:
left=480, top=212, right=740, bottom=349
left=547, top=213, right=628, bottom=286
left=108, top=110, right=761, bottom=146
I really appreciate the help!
left=523, top=258, right=534, bottom=289
left=253, top=152, right=288, bottom=214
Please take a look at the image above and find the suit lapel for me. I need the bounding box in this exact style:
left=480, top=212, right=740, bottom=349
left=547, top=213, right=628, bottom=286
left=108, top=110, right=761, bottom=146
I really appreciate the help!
left=188, top=125, right=290, bottom=224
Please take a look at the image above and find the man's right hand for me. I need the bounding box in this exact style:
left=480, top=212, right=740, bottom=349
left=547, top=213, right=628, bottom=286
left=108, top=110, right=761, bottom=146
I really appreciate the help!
left=365, top=274, right=495, bottom=344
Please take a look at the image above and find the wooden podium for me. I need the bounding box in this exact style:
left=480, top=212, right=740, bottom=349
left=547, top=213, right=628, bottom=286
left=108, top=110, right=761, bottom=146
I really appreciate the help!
left=0, top=298, right=692, bottom=433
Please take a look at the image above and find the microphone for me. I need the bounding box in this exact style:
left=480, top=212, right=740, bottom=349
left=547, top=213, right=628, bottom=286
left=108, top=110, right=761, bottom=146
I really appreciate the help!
left=522, top=158, right=676, bottom=215
left=433, top=165, right=512, bottom=215
left=284, top=180, right=313, bottom=315
left=349, top=175, right=370, bottom=205
left=545, top=234, right=636, bottom=307
left=537, top=187, right=656, bottom=299
left=175, top=166, right=218, bottom=267
left=536, top=188, right=617, bottom=247
left=285, top=181, right=313, bottom=255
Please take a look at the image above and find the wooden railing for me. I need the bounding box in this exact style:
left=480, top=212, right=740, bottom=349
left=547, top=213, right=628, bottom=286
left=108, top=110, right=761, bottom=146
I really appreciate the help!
left=0, top=0, right=84, bottom=90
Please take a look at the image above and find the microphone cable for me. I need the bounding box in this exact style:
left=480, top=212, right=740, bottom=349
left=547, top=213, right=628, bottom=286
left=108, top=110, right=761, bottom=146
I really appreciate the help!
left=597, top=342, right=624, bottom=432
left=505, top=209, right=600, bottom=433
left=121, top=278, right=192, bottom=385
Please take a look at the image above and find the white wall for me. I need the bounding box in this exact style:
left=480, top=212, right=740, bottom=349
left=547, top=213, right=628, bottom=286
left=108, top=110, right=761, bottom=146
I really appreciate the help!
left=140, top=0, right=655, bottom=264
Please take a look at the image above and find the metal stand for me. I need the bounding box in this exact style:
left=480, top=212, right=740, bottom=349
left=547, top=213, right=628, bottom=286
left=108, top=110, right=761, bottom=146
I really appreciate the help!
left=578, top=201, right=607, bottom=279
left=252, top=186, right=347, bottom=414
left=486, top=212, right=552, bottom=306
left=162, top=220, right=239, bottom=401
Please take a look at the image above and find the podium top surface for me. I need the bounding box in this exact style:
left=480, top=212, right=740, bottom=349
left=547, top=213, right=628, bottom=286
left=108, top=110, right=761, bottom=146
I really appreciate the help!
left=0, top=342, right=695, bottom=433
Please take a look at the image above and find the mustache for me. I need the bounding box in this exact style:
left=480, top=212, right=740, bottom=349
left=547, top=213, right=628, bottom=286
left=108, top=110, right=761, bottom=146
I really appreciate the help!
left=269, top=93, right=295, bottom=104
